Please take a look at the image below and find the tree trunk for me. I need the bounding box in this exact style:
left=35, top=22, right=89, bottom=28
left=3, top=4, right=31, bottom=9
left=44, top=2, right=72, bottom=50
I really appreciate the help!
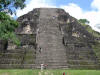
left=0, top=40, right=8, bottom=53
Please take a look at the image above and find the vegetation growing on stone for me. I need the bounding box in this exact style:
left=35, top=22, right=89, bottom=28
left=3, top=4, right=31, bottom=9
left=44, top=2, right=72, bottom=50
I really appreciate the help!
left=0, top=8, right=100, bottom=69
left=78, top=19, right=100, bottom=37
left=0, top=0, right=26, bottom=45
left=78, top=19, right=90, bottom=25
left=78, top=19, right=100, bottom=59
left=0, top=12, right=20, bottom=45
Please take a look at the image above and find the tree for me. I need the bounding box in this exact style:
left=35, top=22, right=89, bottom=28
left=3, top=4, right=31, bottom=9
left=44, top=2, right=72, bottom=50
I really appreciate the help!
left=0, top=12, right=20, bottom=45
left=78, top=19, right=90, bottom=25
left=0, top=0, right=26, bottom=47
left=78, top=19, right=100, bottom=37
left=0, top=0, right=25, bottom=14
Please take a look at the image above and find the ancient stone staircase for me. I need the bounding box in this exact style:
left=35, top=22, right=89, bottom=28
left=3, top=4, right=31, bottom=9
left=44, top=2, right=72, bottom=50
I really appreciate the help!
left=35, top=8, right=68, bottom=69
left=57, top=9, right=100, bottom=69
left=0, top=8, right=100, bottom=69
left=65, top=45, right=100, bottom=69
left=67, top=48, right=100, bottom=69
left=0, top=47, right=36, bottom=69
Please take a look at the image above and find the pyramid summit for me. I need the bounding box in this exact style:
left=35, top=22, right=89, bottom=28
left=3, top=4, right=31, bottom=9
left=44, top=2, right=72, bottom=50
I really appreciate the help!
left=0, top=8, right=100, bottom=69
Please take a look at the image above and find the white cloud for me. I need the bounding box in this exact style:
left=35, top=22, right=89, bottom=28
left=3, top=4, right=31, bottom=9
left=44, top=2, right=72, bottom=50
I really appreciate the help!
left=91, top=0, right=100, bottom=10
left=60, top=0, right=100, bottom=32
left=16, top=0, right=56, bottom=17
left=60, top=3, right=84, bottom=19
left=16, top=0, right=100, bottom=32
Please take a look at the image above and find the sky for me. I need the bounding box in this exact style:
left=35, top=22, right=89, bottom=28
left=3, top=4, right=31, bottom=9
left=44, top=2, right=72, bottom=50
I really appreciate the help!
left=15, top=0, right=100, bottom=32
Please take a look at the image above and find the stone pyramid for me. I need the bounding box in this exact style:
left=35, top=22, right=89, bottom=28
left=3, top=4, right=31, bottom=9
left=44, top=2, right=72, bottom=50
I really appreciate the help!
left=0, top=8, right=100, bottom=69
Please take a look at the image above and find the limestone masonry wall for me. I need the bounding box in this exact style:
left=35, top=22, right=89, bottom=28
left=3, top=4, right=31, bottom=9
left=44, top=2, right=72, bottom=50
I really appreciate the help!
left=0, top=8, right=100, bottom=69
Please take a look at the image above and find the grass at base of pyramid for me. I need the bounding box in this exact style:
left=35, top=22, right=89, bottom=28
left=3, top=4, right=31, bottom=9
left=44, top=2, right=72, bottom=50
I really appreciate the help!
left=0, top=69, right=100, bottom=75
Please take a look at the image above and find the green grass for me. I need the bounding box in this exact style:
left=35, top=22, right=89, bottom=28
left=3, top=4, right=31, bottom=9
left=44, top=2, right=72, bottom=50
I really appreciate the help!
left=0, top=69, right=100, bottom=75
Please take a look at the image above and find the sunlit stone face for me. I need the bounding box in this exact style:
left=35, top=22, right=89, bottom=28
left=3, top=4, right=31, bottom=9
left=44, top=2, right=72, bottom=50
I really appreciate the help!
left=72, top=32, right=80, bottom=37
left=67, top=18, right=70, bottom=23
left=7, top=45, right=16, bottom=50
left=22, top=25, right=32, bottom=34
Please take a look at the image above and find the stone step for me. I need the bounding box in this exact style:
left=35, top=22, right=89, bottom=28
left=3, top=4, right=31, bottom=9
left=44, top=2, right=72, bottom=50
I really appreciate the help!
left=36, top=52, right=66, bottom=55
left=0, top=64, right=36, bottom=69
left=69, top=65, right=100, bottom=69
left=67, top=54, right=97, bottom=58
left=36, top=58, right=67, bottom=61
left=35, top=65, right=68, bottom=69
left=24, top=59, right=35, bottom=63
left=35, top=61, right=67, bottom=65
left=0, top=59, right=22, bottom=64
left=36, top=51, right=66, bottom=54
left=7, top=49, right=35, bottom=53
left=35, top=60, right=67, bottom=63
left=0, top=52, right=35, bottom=56
left=67, top=60, right=98, bottom=65
left=45, top=66, right=68, bottom=69
left=66, top=52, right=96, bottom=54
left=0, top=53, right=23, bottom=55
left=36, top=54, right=66, bottom=57
left=35, top=59, right=67, bottom=62
left=0, top=53, right=23, bottom=59
left=67, top=56, right=97, bottom=60
left=67, top=54, right=96, bottom=56
left=66, top=48, right=93, bottom=51
left=66, top=50, right=94, bottom=52
left=36, top=49, right=66, bottom=52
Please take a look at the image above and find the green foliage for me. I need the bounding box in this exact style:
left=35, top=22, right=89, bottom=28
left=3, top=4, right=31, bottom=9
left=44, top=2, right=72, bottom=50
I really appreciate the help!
left=86, top=25, right=100, bottom=37
left=0, top=12, right=20, bottom=45
left=92, top=42, right=100, bottom=58
left=78, top=19, right=100, bottom=37
left=0, top=0, right=25, bottom=14
left=78, top=19, right=90, bottom=25
left=78, top=19, right=100, bottom=60
left=77, top=19, right=100, bottom=59
left=0, top=0, right=26, bottom=46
